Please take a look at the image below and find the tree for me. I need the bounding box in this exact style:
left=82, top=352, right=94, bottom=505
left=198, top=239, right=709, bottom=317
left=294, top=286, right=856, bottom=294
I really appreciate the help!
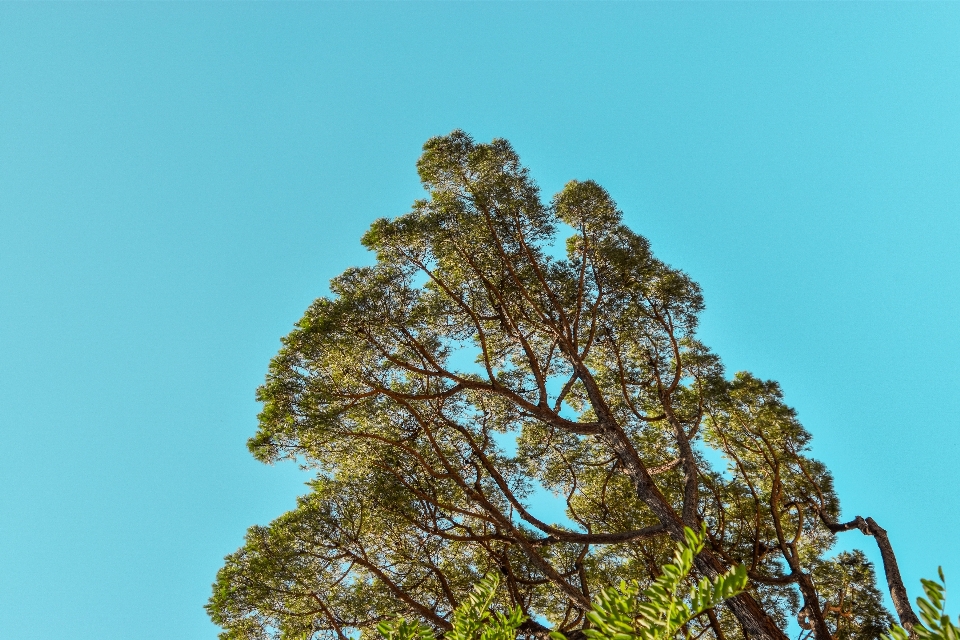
left=207, top=131, right=917, bottom=640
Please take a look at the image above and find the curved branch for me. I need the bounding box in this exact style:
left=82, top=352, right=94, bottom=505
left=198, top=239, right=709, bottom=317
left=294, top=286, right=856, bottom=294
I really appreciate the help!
left=819, top=513, right=919, bottom=632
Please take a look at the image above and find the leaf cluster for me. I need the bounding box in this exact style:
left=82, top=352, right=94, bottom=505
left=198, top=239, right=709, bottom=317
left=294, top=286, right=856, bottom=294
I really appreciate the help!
left=378, top=574, right=526, bottom=640
left=551, top=527, right=747, bottom=640
left=890, top=570, right=960, bottom=640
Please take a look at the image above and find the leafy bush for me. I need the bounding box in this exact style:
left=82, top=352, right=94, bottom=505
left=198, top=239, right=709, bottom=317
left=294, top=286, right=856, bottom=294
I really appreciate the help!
left=550, top=527, right=746, bottom=640
left=377, top=574, right=525, bottom=640
left=379, top=527, right=746, bottom=640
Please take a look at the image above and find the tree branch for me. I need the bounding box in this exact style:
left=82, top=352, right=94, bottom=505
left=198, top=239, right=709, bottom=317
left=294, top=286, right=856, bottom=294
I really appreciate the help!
left=820, top=513, right=919, bottom=632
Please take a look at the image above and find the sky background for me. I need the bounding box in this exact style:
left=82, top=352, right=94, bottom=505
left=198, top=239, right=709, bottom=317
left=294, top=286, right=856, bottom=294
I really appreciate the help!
left=1, top=3, right=959, bottom=639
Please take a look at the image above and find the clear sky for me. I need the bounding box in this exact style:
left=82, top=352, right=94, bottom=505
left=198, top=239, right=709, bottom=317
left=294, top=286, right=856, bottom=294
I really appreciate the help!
left=1, top=3, right=958, bottom=639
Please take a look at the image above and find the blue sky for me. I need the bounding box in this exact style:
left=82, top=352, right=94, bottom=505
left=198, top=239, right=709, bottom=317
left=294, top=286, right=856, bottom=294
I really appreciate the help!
left=1, top=3, right=958, bottom=639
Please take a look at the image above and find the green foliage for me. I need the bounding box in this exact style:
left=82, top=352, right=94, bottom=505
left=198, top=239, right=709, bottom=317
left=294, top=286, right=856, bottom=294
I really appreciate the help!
left=551, top=527, right=746, bottom=640
left=889, top=569, right=959, bottom=640
left=810, top=551, right=893, bottom=640
left=377, top=618, right=436, bottom=640
left=378, top=575, right=526, bottom=640
left=378, top=528, right=744, bottom=640
left=445, top=575, right=526, bottom=640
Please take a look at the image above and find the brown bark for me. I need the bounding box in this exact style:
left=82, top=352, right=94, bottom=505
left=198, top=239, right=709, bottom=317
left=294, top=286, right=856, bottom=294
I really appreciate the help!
left=706, top=608, right=728, bottom=640
left=795, top=572, right=834, bottom=640
left=862, top=517, right=920, bottom=632
left=695, top=553, right=791, bottom=640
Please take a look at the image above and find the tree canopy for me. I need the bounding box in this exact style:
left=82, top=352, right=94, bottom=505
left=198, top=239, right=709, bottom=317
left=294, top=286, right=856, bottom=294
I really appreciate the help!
left=208, top=131, right=914, bottom=640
